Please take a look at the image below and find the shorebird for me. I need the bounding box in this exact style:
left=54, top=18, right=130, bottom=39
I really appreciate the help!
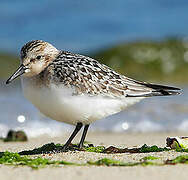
left=6, top=40, right=181, bottom=151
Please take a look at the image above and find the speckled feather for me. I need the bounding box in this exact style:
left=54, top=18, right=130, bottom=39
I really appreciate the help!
left=37, top=51, right=177, bottom=98
left=48, top=51, right=133, bottom=97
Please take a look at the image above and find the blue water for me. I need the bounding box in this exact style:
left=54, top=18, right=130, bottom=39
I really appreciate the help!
left=0, top=0, right=188, bottom=54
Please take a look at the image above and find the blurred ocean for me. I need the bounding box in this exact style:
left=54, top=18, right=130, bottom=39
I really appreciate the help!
left=0, top=0, right=188, bottom=54
left=0, top=80, right=187, bottom=137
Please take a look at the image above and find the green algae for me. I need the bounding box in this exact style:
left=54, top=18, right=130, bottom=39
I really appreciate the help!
left=139, top=144, right=169, bottom=153
left=84, top=146, right=105, bottom=153
left=141, top=156, right=159, bottom=161
left=0, top=152, right=160, bottom=169
left=87, top=158, right=157, bottom=166
left=174, top=146, right=188, bottom=153
left=88, top=158, right=135, bottom=166
left=88, top=155, right=162, bottom=167
left=0, top=151, right=76, bottom=169
left=165, top=155, right=188, bottom=165
left=2, top=151, right=188, bottom=169
left=168, top=143, right=188, bottom=153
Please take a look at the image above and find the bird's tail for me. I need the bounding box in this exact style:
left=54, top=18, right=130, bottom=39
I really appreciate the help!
left=140, top=83, right=181, bottom=97
left=126, top=79, right=181, bottom=97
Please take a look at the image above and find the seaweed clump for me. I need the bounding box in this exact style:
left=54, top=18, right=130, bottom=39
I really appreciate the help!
left=139, top=144, right=169, bottom=153
left=18, top=143, right=170, bottom=155
left=103, top=144, right=169, bottom=154
left=0, top=151, right=75, bottom=169
left=165, top=155, right=188, bottom=165
left=83, top=144, right=105, bottom=153
left=0, top=152, right=161, bottom=169
left=1, top=151, right=188, bottom=169
left=19, top=143, right=64, bottom=155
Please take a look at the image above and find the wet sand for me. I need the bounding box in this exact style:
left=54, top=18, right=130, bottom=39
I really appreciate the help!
left=0, top=132, right=188, bottom=180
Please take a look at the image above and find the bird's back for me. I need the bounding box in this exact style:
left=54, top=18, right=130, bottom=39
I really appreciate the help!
left=45, top=51, right=180, bottom=98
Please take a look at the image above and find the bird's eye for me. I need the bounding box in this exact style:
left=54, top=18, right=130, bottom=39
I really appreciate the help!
left=36, top=56, right=42, bottom=60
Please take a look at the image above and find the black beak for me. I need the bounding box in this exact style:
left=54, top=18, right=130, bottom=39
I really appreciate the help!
left=6, top=64, right=26, bottom=84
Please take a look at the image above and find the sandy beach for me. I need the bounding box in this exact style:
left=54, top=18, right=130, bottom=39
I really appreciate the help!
left=1, top=131, right=188, bottom=180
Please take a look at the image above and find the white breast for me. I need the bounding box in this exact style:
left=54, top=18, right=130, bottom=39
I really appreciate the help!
left=21, top=78, right=143, bottom=125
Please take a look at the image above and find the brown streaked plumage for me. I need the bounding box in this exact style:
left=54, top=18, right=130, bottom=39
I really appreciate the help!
left=42, top=50, right=180, bottom=97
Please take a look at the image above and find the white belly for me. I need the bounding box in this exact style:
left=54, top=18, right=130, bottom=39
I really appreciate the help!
left=22, top=78, right=143, bottom=125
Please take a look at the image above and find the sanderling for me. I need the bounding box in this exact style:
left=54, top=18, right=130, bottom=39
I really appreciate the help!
left=6, top=40, right=181, bottom=151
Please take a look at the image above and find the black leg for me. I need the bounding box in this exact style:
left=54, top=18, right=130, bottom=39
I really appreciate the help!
left=78, top=124, right=90, bottom=148
left=62, top=122, right=83, bottom=151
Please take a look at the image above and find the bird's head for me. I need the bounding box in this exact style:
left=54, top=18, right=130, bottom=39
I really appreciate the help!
left=6, top=40, right=59, bottom=84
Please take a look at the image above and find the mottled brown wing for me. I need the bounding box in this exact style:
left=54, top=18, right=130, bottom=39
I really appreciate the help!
left=50, top=51, right=181, bottom=98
